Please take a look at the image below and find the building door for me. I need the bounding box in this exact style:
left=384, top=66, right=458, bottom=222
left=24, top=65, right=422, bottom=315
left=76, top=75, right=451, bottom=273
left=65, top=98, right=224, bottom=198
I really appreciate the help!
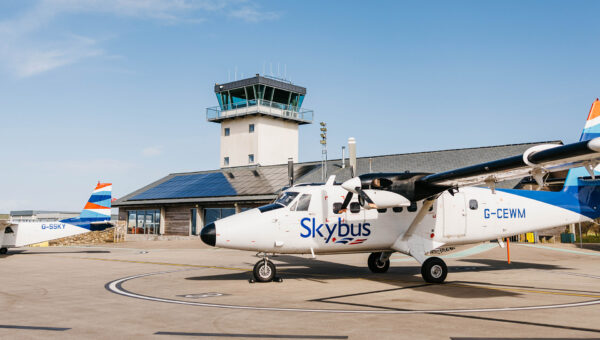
left=443, top=192, right=467, bottom=237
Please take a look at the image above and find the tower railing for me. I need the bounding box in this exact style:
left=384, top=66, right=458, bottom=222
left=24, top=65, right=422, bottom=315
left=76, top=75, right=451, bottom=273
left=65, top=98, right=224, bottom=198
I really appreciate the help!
left=206, top=99, right=313, bottom=123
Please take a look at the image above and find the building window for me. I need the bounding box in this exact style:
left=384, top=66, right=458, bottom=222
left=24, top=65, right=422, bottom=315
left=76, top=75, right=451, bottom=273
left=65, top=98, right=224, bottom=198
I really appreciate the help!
left=249, top=124, right=255, bottom=133
left=248, top=154, right=254, bottom=164
left=127, top=210, right=160, bottom=235
left=204, top=208, right=236, bottom=226
left=224, top=128, right=230, bottom=136
left=190, top=208, right=197, bottom=235
left=224, top=157, right=229, bottom=166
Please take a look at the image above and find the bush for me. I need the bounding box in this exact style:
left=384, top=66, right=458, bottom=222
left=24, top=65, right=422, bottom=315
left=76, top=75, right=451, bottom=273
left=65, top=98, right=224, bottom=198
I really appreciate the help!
left=575, top=235, right=600, bottom=243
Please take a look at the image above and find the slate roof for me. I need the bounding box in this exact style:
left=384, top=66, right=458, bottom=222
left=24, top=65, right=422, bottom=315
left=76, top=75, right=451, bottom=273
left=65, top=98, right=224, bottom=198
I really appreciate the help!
left=113, top=141, right=562, bottom=207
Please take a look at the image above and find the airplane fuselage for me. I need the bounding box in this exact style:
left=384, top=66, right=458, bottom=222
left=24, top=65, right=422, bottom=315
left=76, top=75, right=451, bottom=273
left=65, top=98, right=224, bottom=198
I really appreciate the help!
left=212, top=185, right=587, bottom=255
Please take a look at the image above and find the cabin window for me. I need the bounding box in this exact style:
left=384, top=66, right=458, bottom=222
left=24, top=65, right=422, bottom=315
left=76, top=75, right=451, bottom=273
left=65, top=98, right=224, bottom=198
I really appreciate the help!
left=469, top=199, right=478, bottom=210
left=224, top=127, right=230, bottom=136
left=407, top=202, right=417, bottom=212
left=377, top=208, right=387, bottom=213
left=5, top=227, right=13, bottom=233
left=392, top=206, right=403, bottom=213
left=350, top=202, right=361, bottom=213
left=332, top=202, right=343, bottom=214
left=275, top=191, right=299, bottom=206
left=296, top=194, right=312, bottom=211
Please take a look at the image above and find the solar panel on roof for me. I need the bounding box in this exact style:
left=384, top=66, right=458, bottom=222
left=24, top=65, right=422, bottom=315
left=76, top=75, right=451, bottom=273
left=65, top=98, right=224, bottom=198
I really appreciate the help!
left=131, top=173, right=237, bottom=200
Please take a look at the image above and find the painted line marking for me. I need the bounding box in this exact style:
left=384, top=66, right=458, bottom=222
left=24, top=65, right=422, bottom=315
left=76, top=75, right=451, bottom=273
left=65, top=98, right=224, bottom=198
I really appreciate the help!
left=154, top=331, right=348, bottom=339
left=105, top=270, right=600, bottom=314
left=515, top=243, right=600, bottom=256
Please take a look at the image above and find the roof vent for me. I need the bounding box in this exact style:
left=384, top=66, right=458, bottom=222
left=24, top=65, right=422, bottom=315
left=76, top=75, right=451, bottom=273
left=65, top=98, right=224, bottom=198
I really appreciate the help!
left=227, top=172, right=235, bottom=179
left=252, top=170, right=260, bottom=177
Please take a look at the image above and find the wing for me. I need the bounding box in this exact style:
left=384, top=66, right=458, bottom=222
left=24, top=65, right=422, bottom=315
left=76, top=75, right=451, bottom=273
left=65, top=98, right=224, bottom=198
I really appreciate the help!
left=419, top=138, right=600, bottom=187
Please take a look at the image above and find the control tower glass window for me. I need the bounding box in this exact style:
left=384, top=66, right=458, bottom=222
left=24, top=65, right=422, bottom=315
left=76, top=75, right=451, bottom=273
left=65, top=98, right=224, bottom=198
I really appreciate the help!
left=224, top=128, right=230, bottom=136
left=248, top=154, right=254, bottom=164
left=249, top=124, right=254, bottom=133
left=224, top=157, right=229, bottom=166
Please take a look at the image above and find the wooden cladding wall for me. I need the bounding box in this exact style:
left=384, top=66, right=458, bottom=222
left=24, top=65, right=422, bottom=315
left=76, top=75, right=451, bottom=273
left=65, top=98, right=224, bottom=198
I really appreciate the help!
left=164, top=205, right=192, bottom=236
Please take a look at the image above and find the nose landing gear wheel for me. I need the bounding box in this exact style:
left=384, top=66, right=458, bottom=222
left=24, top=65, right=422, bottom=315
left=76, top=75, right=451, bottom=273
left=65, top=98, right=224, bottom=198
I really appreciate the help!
left=253, top=259, right=276, bottom=282
left=368, top=252, right=390, bottom=273
left=421, top=257, right=447, bottom=284
left=0, top=248, right=7, bottom=255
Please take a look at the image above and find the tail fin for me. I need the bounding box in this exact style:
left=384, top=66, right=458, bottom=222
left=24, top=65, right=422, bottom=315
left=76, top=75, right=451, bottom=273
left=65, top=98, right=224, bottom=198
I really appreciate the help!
left=79, top=182, right=112, bottom=221
left=565, top=99, right=600, bottom=187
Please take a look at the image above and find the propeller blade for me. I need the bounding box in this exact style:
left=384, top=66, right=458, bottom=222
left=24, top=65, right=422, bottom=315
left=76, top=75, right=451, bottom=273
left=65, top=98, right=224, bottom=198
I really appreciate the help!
left=338, top=192, right=353, bottom=213
left=356, top=187, right=377, bottom=209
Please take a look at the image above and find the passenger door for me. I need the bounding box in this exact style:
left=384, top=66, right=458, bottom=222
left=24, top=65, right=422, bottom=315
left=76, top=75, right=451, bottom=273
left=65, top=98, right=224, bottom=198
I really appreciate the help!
left=443, top=192, right=467, bottom=237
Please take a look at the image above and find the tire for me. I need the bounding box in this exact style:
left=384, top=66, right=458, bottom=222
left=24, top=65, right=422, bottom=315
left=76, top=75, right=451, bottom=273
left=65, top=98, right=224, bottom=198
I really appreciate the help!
left=368, top=252, right=390, bottom=273
left=421, top=257, right=447, bottom=284
left=253, top=259, right=276, bottom=282
left=0, top=248, right=7, bottom=255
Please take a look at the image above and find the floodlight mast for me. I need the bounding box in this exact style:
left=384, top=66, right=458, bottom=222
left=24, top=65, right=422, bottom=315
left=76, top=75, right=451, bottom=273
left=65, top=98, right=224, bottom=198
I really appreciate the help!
left=320, top=122, right=327, bottom=181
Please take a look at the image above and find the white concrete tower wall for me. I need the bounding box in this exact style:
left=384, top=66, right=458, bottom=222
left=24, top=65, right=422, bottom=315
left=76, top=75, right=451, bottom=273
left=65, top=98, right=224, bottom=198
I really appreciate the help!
left=220, top=116, right=298, bottom=167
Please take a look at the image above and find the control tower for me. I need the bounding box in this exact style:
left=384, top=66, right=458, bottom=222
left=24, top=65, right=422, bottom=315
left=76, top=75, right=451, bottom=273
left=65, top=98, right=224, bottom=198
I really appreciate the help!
left=206, top=74, right=313, bottom=168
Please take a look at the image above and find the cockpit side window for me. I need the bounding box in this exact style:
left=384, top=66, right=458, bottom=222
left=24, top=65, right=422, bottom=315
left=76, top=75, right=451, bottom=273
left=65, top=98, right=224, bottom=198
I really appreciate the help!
left=275, top=191, right=299, bottom=206
left=289, top=201, right=298, bottom=211
left=296, top=194, right=312, bottom=211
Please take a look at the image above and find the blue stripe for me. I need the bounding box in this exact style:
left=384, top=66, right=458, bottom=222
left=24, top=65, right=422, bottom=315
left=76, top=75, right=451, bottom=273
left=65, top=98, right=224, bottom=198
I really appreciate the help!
left=498, top=184, right=600, bottom=219
left=80, top=210, right=110, bottom=219
left=88, top=194, right=111, bottom=203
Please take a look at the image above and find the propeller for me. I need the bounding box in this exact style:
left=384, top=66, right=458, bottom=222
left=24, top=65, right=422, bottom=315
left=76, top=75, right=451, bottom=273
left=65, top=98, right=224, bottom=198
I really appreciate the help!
left=339, top=177, right=377, bottom=210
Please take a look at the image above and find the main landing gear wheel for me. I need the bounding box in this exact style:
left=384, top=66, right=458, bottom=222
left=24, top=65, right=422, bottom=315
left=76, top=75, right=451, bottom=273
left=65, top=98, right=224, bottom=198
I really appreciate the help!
left=368, top=252, right=390, bottom=273
left=421, top=257, right=447, bottom=284
left=0, top=248, right=7, bottom=255
left=253, top=259, right=276, bottom=282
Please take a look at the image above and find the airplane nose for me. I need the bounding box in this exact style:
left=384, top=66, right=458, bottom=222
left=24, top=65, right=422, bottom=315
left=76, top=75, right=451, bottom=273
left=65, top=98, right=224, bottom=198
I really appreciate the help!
left=200, top=223, right=216, bottom=247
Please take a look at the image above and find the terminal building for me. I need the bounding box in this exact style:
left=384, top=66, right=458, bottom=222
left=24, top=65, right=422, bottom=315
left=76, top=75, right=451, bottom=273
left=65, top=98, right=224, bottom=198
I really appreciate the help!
left=113, top=75, right=565, bottom=240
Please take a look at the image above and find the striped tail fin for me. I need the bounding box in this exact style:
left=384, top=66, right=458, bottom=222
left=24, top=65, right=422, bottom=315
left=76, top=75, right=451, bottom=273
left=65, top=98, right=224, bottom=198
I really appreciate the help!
left=79, top=182, right=112, bottom=221
left=579, top=98, right=600, bottom=142
left=565, top=99, right=600, bottom=187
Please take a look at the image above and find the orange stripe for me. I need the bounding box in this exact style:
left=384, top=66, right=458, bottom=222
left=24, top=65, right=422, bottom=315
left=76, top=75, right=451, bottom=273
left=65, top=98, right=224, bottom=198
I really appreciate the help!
left=587, top=98, right=600, bottom=121
left=95, top=182, right=112, bottom=190
left=84, top=202, right=108, bottom=209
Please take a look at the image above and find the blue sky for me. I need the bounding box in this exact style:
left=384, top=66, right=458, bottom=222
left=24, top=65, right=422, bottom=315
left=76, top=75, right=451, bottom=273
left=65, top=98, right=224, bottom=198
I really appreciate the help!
left=1, top=0, right=600, bottom=212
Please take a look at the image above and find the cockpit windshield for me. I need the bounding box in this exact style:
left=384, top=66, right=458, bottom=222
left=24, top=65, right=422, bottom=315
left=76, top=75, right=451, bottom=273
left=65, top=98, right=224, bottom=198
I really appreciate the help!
left=275, top=191, right=299, bottom=206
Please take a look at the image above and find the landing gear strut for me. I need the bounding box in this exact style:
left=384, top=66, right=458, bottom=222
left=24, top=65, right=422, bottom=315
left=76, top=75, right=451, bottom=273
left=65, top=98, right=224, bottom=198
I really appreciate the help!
left=421, top=257, right=447, bottom=283
left=251, top=256, right=281, bottom=283
left=368, top=252, right=391, bottom=273
left=0, top=247, right=7, bottom=255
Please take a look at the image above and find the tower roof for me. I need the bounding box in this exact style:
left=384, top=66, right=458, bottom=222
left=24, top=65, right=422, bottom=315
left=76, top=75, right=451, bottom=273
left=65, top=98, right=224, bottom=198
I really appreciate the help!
left=215, top=74, right=306, bottom=95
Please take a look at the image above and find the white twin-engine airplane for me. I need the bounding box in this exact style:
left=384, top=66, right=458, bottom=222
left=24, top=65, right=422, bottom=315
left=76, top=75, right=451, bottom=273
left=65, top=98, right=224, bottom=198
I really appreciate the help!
left=201, top=100, right=600, bottom=284
left=0, top=183, right=113, bottom=255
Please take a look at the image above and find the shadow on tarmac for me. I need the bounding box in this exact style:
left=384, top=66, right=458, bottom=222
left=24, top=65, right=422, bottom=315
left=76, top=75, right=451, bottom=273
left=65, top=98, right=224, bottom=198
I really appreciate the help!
left=184, top=254, right=574, bottom=298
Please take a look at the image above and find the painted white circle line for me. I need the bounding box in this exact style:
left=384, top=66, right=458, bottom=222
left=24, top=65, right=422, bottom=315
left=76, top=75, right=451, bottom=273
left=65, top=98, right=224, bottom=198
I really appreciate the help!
left=105, top=270, right=600, bottom=314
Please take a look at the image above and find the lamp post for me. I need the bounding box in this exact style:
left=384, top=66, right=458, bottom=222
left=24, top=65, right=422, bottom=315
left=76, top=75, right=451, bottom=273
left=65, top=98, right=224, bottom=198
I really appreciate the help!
left=320, top=122, right=327, bottom=181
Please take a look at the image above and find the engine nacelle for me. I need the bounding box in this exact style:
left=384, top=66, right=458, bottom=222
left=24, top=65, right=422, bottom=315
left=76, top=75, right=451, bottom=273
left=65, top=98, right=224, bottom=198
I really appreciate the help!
left=523, top=143, right=561, bottom=166
left=361, top=189, right=411, bottom=209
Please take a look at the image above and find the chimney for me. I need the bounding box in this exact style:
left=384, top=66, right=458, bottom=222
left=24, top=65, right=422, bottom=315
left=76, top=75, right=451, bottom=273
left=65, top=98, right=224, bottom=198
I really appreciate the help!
left=288, top=157, right=294, bottom=186
left=348, top=137, right=356, bottom=176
